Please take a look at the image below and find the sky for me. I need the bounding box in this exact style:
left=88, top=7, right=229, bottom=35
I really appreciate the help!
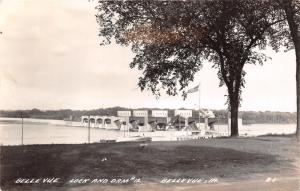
left=0, top=0, right=297, bottom=112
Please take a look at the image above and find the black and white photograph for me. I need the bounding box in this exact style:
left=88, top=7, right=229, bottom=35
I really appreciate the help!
left=0, top=0, right=299, bottom=190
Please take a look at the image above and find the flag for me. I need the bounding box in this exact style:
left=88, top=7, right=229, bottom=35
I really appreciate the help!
left=187, top=85, right=199, bottom=93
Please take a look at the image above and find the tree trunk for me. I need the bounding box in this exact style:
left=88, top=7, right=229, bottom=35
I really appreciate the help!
left=296, top=38, right=300, bottom=140
left=228, top=81, right=240, bottom=137
left=282, top=0, right=300, bottom=139
left=230, top=97, right=239, bottom=137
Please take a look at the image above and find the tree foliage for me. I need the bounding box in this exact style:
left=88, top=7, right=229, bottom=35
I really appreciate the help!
left=97, top=0, right=284, bottom=95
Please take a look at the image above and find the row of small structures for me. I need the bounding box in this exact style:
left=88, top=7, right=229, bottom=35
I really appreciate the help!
left=81, top=109, right=219, bottom=132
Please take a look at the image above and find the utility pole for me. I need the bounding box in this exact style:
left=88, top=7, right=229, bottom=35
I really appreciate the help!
left=123, top=122, right=126, bottom=138
left=21, top=113, right=24, bottom=145
left=227, top=110, right=230, bottom=136
left=199, top=82, right=201, bottom=130
left=88, top=115, right=90, bottom=144
left=178, top=115, right=181, bottom=130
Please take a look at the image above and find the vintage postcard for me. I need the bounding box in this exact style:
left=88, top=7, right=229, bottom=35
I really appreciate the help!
left=0, top=0, right=299, bottom=190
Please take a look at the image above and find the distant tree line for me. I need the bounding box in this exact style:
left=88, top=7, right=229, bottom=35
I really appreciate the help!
left=214, top=110, right=296, bottom=124
left=0, top=108, right=296, bottom=124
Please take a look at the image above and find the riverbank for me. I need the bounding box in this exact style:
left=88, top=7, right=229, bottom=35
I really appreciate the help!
left=0, top=136, right=299, bottom=191
left=0, top=118, right=297, bottom=145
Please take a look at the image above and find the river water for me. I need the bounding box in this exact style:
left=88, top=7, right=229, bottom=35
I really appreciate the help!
left=0, top=118, right=296, bottom=146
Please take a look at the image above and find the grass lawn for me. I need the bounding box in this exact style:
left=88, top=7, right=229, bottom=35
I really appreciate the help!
left=0, top=136, right=299, bottom=191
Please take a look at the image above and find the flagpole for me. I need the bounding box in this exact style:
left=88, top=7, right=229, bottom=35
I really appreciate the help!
left=198, top=82, right=201, bottom=130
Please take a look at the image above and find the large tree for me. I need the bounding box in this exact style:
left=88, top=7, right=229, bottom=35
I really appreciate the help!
left=96, top=0, right=285, bottom=136
left=275, top=0, right=300, bottom=139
